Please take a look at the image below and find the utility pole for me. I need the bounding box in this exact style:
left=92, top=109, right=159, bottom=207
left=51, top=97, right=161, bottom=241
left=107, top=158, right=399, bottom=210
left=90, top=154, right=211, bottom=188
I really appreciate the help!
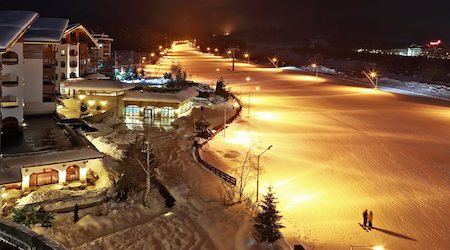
left=223, top=104, right=227, bottom=137
left=227, top=47, right=240, bottom=71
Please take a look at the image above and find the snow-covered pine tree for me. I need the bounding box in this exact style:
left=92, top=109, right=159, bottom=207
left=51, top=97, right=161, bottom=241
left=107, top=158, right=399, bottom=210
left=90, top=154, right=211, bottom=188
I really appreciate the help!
left=194, top=115, right=211, bottom=139
left=253, top=186, right=284, bottom=243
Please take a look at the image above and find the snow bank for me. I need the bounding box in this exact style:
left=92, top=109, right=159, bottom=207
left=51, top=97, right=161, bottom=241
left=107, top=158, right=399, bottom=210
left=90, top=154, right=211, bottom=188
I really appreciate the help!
left=279, top=65, right=337, bottom=74
left=380, top=77, right=450, bottom=100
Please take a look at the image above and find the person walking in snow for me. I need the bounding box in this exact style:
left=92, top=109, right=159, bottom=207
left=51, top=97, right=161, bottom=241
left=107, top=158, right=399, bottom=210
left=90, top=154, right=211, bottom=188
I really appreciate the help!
left=362, top=209, right=368, bottom=227
left=368, top=211, right=373, bottom=229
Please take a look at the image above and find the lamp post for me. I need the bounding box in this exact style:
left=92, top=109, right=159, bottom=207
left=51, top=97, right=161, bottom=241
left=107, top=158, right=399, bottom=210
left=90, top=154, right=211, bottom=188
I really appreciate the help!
left=362, top=71, right=379, bottom=90
left=244, top=53, right=250, bottom=64
left=268, top=57, right=278, bottom=68
left=311, top=63, right=318, bottom=77
left=223, top=103, right=227, bottom=137
left=256, top=145, right=273, bottom=202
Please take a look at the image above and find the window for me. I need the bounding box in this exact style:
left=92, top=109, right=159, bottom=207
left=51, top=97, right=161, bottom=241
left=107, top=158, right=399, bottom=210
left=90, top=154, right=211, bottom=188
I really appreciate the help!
left=2, top=51, right=19, bottom=65
left=61, top=61, right=66, bottom=67
left=60, top=49, right=66, bottom=56
left=125, top=105, right=140, bottom=117
left=70, top=61, right=77, bottom=68
left=61, top=73, right=66, bottom=80
left=69, top=49, right=77, bottom=56
left=160, top=107, right=175, bottom=117
left=70, top=72, right=77, bottom=78
left=66, top=165, right=80, bottom=181
left=29, top=169, right=59, bottom=187
left=1, top=73, right=19, bottom=86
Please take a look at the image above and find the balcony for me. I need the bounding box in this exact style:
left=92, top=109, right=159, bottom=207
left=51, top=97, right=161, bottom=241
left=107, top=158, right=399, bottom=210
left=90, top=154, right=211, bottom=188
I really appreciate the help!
left=1, top=95, right=19, bottom=108
left=2, top=51, right=19, bottom=65
left=1, top=74, right=19, bottom=87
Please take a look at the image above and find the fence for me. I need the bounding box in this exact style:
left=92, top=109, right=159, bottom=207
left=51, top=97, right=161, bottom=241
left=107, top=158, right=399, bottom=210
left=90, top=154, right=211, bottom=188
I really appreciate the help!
left=193, top=92, right=243, bottom=186
left=0, top=219, right=66, bottom=250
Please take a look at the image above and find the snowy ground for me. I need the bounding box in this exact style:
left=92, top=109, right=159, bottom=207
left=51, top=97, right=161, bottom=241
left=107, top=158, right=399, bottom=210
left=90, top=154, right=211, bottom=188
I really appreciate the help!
left=32, top=106, right=292, bottom=249
left=150, top=44, right=450, bottom=249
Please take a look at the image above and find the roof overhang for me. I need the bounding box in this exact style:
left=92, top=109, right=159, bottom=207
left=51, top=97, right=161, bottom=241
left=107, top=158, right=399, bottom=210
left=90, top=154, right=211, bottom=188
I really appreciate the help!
left=64, top=23, right=100, bottom=48
left=0, top=11, right=38, bottom=53
left=24, top=17, right=69, bottom=44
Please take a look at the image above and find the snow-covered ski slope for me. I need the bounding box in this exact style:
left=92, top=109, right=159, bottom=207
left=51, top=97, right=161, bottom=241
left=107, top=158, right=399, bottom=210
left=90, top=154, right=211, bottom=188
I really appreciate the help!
left=154, top=44, right=450, bottom=249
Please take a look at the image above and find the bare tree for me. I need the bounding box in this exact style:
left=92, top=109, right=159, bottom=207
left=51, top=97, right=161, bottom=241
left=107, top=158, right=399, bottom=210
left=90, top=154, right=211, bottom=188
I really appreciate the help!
left=217, top=181, right=236, bottom=206
left=236, top=143, right=257, bottom=203
left=137, top=141, right=156, bottom=207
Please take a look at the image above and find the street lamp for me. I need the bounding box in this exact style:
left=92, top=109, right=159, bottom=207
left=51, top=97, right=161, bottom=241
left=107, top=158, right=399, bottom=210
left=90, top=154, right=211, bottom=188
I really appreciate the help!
left=311, top=63, right=318, bottom=77
left=256, top=145, right=273, bottom=202
left=244, top=53, right=250, bottom=64
left=207, top=47, right=211, bottom=54
left=363, top=71, right=379, bottom=90
left=349, top=245, right=383, bottom=250
left=269, top=57, right=279, bottom=68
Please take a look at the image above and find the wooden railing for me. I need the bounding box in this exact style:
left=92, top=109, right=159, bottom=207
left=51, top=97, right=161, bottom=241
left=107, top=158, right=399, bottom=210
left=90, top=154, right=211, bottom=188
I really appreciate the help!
left=193, top=92, right=243, bottom=186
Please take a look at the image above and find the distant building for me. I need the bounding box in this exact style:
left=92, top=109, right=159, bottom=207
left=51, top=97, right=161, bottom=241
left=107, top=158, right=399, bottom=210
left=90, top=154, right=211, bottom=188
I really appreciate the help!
left=92, top=33, right=113, bottom=65
left=62, top=78, right=197, bottom=126
left=357, top=40, right=449, bottom=60
left=56, top=23, right=99, bottom=93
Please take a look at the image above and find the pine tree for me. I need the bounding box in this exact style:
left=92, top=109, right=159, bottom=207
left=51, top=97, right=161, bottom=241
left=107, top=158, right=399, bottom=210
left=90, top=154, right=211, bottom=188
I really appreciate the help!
left=194, top=116, right=211, bottom=139
left=253, top=186, right=284, bottom=243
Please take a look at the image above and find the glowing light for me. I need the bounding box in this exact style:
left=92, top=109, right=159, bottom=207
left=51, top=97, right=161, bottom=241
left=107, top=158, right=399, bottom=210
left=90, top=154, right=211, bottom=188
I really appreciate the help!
left=164, top=212, right=173, bottom=217
left=246, top=77, right=251, bottom=81
left=1, top=193, right=7, bottom=199
left=214, top=48, right=218, bottom=52
left=255, top=86, right=260, bottom=91
left=78, top=95, right=86, bottom=101
left=370, top=72, right=377, bottom=78
left=216, top=68, right=220, bottom=72
left=227, top=50, right=232, bottom=54
left=225, top=130, right=254, bottom=147
left=244, top=53, right=249, bottom=58
left=252, top=111, right=280, bottom=122
left=88, top=100, right=96, bottom=106
left=429, top=40, right=442, bottom=46
left=311, top=63, right=317, bottom=68
left=207, top=47, right=211, bottom=51
left=272, top=58, right=277, bottom=62
left=100, top=100, right=107, bottom=106
left=159, top=45, right=162, bottom=50
left=373, top=246, right=384, bottom=250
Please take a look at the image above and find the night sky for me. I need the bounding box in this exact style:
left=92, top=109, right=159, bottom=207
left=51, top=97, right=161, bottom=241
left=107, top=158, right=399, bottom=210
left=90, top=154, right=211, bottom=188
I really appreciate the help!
left=1, top=0, right=449, bottom=50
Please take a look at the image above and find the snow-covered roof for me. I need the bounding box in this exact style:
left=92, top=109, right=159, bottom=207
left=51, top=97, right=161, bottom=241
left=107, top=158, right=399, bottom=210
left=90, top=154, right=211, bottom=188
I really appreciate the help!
left=123, top=87, right=199, bottom=104
left=85, top=73, right=109, bottom=80
left=64, top=23, right=99, bottom=48
left=0, top=11, right=38, bottom=52
left=64, top=78, right=135, bottom=91
left=0, top=148, right=103, bottom=185
left=24, top=17, right=69, bottom=44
